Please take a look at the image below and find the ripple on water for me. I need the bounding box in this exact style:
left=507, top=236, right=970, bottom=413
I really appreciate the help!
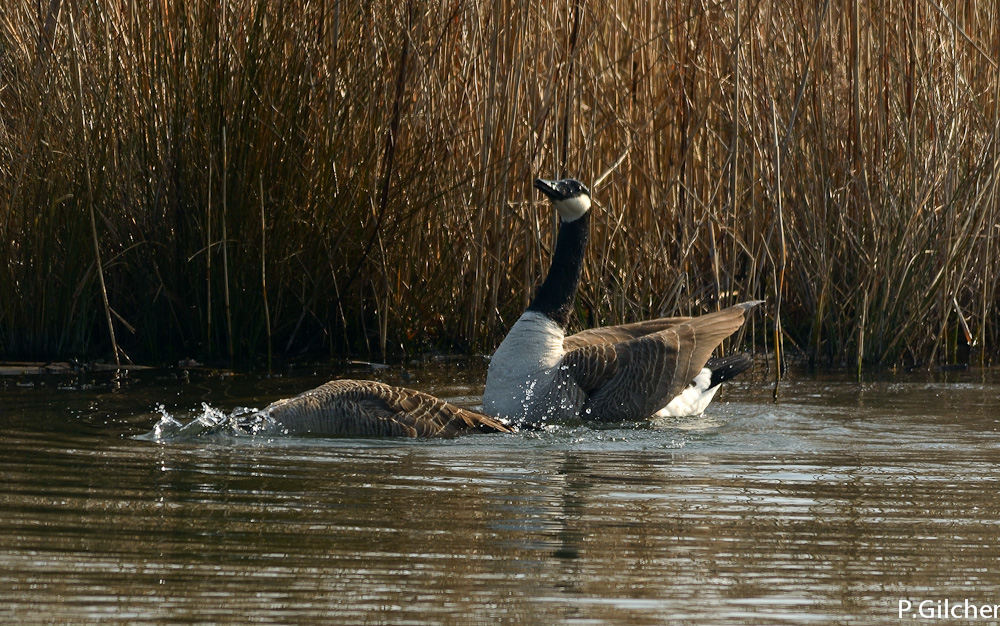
left=3, top=369, right=1000, bottom=625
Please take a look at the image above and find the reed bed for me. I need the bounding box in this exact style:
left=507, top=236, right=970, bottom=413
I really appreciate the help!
left=2, top=0, right=998, bottom=368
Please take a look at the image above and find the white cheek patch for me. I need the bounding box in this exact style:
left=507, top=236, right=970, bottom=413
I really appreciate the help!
left=553, top=195, right=591, bottom=222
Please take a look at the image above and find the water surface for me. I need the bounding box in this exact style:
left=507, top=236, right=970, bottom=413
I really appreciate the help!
left=2, top=362, right=999, bottom=625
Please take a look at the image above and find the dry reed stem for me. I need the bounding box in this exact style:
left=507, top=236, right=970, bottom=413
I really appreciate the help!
left=69, top=9, right=119, bottom=367
left=0, top=0, right=998, bottom=367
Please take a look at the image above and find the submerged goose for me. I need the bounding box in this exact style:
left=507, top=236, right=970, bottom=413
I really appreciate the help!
left=482, top=177, right=760, bottom=425
left=254, top=379, right=513, bottom=438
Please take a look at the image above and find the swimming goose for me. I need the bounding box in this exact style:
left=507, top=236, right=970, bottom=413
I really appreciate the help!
left=252, top=379, right=513, bottom=438
left=482, top=177, right=760, bottom=425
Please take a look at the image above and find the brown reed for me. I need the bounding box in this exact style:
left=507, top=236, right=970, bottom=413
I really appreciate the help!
left=1, top=0, right=997, bottom=369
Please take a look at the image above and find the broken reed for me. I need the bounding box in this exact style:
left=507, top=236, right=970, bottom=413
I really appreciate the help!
left=1, top=0, right=998, bottom=367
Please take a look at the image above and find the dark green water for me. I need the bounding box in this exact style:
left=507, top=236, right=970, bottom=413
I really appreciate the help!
left=2, top=362, right=999, bottom=625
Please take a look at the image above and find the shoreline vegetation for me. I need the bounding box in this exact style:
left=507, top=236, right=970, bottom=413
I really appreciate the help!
left=2, top=1, right=998, bottom=369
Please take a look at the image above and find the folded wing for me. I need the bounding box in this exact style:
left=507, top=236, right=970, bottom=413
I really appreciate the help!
left=563, top=317, right=692, bottom=351
left=264, top=379, right=513, bottom=437
left=561, top=304, right=758, bottom=421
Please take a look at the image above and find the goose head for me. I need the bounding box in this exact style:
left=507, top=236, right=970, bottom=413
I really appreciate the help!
left=534, top=178, right=591, bottom=222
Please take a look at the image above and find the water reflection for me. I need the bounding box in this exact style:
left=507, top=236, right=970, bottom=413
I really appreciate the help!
left=2, top=366, right=1000, bottom=624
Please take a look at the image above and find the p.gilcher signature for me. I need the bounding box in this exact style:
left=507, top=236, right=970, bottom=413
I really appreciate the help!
left=899, top=599, right=1000, bottom=620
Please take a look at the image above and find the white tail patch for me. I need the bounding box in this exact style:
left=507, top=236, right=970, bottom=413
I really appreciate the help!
left=655, top=368, right=721, bottom=418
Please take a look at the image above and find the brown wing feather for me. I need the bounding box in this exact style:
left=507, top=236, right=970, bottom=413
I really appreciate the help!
left=569, top=304, right=756, bottom=421
left=264, top=379, right=513, bottom=438
left=377, top=382, right=512, bottom=437
left=561, top=343, right=620, bottom=392
left=563, top=317, right=693, bottom=351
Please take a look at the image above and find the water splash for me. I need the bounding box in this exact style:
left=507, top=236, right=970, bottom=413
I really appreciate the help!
left=230, top=406, right=282, bottom=437
left=138, top=403, right=278, bottom=442
left=146, top=404, right=183, bottom=440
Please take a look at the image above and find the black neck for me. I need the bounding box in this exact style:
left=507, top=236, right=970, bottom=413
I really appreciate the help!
left=527, top=213, right=589, bottom=329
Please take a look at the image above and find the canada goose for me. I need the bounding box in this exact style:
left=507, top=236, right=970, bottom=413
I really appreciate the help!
left=249, top=379, right=514, bottom=438
left=482, top=177, right=760, bottom=425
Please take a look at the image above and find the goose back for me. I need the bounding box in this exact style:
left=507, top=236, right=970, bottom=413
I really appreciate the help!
left=262, top=379, right=513, bottom=438
left=569, top=304, right=759, bottom=421
left=562, top=317, right=693, bottom=351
